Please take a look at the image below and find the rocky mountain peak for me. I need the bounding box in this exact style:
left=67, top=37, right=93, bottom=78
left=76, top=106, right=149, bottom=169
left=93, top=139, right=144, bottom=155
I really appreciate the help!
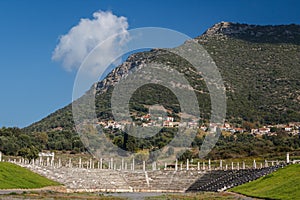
left=199, top=21, right=300, bottom=44
left=203, top=21, right=244, bottom=35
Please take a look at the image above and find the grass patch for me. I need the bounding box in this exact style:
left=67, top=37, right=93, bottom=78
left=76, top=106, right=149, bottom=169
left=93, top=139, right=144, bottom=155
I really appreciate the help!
left=145, top=192, right=238, bottom=200
left=230, top=164, right=300, bottom=200
left=0, top=162, right=60, bottom=189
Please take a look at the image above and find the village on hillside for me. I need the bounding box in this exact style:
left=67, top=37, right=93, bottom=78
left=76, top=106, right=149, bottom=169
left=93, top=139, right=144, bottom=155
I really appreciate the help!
left=94, top=113, right=300, bottom=137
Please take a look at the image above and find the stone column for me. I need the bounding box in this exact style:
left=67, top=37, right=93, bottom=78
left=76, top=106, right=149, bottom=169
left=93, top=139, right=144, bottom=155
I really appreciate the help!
left=79, top=158, right=82, bottom=168
left=220, top=160, right=222, bottom=170
left=286, top=152, right=290, bottom=164
left=164, top=162, right=167, bottom=170
left=253, top=160, right=256, bottom=169
left=110, top=158, right=114, bottom=170
left=125, top=162, right=127, bottom=170
left=260, top=163, right=263, bottom=168
left=197, top=162, right=200, bottom=171
left=180, top=162, right=183, bottom=170
left=51, top=156, right=54, bottom=167
left=121, top=158, right=124, bottom=170
left=132, top=158, right=135, bottom=171
left=208, top=159, right=211, bottom=170
left=69, top=158, right=72, bottom=168
left=0, top=151, right=2, bottom=162
left=90, top=158, right=92, bottom=169
left=46, top=157, right=50, bottom=166
left=237, top=162, right=240, bottom=170
left=175, top=160, right=178, bottom=171
left=58, top=158, right=61, bottom=168
left=242, top=161, right=245, bottom=169
left=143, top=161, right=146, bottom=171
left=231, top=162, right=234, bottom=170
left=100, top=158, right=103, bottom=169
left=50, top=158, right=54, bottom=167
left=225, top=164, right=228, bottom=170
left=186, top=159, right=189, bottom=170
left=203, top=162, right=205, bottom=170
left=265, top=160, right=268, bottom=168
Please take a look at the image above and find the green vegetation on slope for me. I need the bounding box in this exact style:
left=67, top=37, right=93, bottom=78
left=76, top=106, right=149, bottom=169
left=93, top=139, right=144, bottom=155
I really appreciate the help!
left=230, top=164, right=300, bottom=200
left=0, top=127, right=85, bottom=157
left=24, top=23, right=300, bottom=134
left=0, top=162, right=60, bottom=189
left=2, top=126, right=300, bottom=161
left=13, top=22, right=300, bottom=159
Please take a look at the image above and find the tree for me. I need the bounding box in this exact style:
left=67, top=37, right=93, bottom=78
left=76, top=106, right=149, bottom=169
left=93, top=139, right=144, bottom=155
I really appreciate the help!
left=166, top=146, right=174, bottom=156
left=34, top=132, right=48, bottom=149
left=149, top=150, right=160, bottom=162
left=270, top=127, right=278, bottom=133
left=18, top=146, right=39, bottom=162
left=17, top=134, right=32, bottom=148
left=242, top=121, right=255, bottom=132
left=177, top=150, right=194, bottom=162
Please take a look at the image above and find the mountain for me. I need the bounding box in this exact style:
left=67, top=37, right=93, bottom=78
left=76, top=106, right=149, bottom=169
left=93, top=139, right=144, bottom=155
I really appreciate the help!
left=25, top=22, right=300, bottom=133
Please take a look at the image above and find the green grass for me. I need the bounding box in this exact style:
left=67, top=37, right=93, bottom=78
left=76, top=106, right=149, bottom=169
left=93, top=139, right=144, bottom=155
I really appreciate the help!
left=145, top=192, right=238, bottom=200
left=0, top=162, right=60, bottom=189
left=230, top=164, right=300, bottom=200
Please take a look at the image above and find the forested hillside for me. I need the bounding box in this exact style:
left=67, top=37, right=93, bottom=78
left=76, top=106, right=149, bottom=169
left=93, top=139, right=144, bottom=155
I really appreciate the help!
left=16, top=22, right=300, bottom=159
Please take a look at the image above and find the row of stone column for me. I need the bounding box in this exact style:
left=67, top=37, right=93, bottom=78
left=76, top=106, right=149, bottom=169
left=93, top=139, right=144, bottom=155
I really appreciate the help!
left=163, top=159, right=280, bottom=171
left=2, top=155, right=283, bottom=171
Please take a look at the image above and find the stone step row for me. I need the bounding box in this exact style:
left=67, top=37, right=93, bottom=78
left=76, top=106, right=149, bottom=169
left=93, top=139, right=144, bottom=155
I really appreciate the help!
left=186, top=164, right=286, bottom=192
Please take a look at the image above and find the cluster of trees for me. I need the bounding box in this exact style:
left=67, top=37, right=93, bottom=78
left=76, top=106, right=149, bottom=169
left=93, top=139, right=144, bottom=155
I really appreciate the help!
left=46, top=130, right=85, bottom=153
left=0, top=127, right=85, bottom=160
left=1, top=125, right=300, bottom=163
left=105, top=124, right=300, bottom=162
left=177, top=131, right=300, bottom=161
left=107, top=126, right=177, bottom=153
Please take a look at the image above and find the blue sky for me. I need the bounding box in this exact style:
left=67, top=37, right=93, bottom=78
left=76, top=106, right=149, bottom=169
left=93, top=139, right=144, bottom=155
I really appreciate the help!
left=0, top=0, right=299, bottom=128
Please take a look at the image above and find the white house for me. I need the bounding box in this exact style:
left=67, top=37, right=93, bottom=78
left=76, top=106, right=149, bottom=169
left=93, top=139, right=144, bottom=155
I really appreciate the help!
left=284, top=126, right=292, bottom=132
left=258, top=127, right=270, bottom=135
left=166, top=116, right=174, bottom=122
left=251, top=127, right=270, bottom=135
left=163, top=120, right=174, bottom=127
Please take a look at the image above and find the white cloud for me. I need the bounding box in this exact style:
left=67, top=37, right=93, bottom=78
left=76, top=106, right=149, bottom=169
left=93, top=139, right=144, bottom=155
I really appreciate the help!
left=52, top=10, right=129, bottom=74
